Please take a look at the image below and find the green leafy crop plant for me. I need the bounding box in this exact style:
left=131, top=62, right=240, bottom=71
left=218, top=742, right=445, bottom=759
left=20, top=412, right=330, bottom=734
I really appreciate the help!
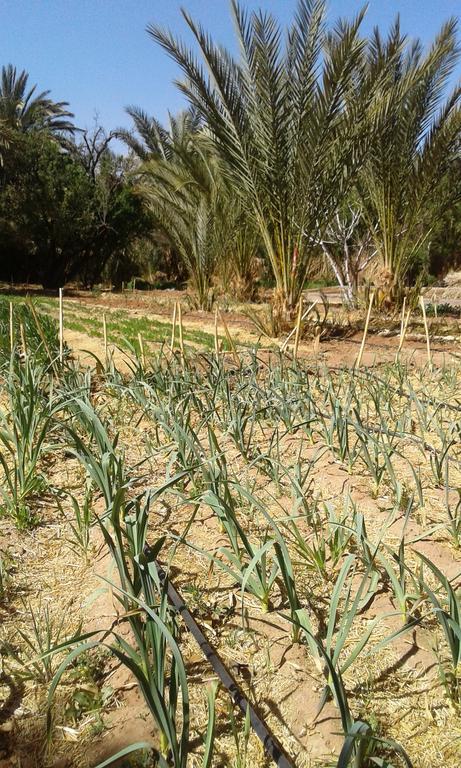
left=0, top=354, right=58, bottom=527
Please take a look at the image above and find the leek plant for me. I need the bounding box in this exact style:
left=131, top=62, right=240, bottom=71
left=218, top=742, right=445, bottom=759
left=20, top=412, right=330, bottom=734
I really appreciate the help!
left=54, top=398, right=215, bottom=765
left=444, top=466, right=461, bottom=549
left=293, top=556, right=415, bottom=767
left=2, top=597, right=69, bottom=684
left=56, top=481, right=94, bottom=561
left=418, top=553, right=461, bottom=705
left=0, top=355, right=55, bottom=527
left=281, top=495, right=356, bottom=581
left=354, top=417, right=399, bottom=497
left=429, top=435, right=455, bottom=488
left=198, top=487, right=280, bottom=613
left=293, top=603, right=414, bottom=768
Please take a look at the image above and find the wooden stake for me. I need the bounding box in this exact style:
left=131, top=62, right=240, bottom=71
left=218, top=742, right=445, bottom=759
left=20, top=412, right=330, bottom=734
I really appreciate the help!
left=214, top=306, right=219, bottom=356
left=9, top=301, right=13, bottom=353
left=355, top=291, right=375, bottom=368
left=395, top=307, right=411, bottom=363
left=280, top=300, right=317, bottom=353
left=170, top=302, right=177, bottom=352
left=20, top=322, right=27, bottom=359
left=138, top=332, right=146, bottom=368
left=219, top=308, right=240, bottom=367
left=293, top=300, right=303, bottom=361
left=400, top=296, right=407, bottom=338
left=433, top=290, right=437, bottom=320
left=177, top=302, right=185, bottom=361
left=103, top=313, right=108, bottom=362
left=419, top=295, right=432, bottom=370
left=59, top=287, right=64, bottom=363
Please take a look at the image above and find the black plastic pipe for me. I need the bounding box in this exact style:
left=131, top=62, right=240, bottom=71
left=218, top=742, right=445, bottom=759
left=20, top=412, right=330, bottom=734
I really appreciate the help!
left=157, top=565, right=295, bottom=768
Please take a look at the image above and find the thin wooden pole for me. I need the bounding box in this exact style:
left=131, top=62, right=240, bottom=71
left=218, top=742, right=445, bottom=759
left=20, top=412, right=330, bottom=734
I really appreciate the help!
left=355, top=291, right=375, bottom=368
left=400, top=296, right=407, bottom=338
left=219, top=308, right=240, bottom=367
left=419, top=295, right=432, bottom=370
left=214, top=306, right=220, bottom=356
left=20, top=322, right=27, bottom=359
left=395, top=307, right=411, bottom=363
left=103, top=313, right=108, bottom=362
left=280, top=300, right=317, bottom=353
left=9, top=301, right=13, bottom=353
left=177, top=302, right=185, bottom=361
left=138, top=332, right=146, bottom=368
left=58, top=287, right=64, bottom=363
left=170, top=302, right=177, bottom=352
left=293, top=300, right=303, bottom=361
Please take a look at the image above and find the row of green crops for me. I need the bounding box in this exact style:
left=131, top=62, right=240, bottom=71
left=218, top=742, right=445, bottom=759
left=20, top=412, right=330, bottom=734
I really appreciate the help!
left=0, top=295, right=60, bottom=365
left=1, top=305, right=461, bottom=766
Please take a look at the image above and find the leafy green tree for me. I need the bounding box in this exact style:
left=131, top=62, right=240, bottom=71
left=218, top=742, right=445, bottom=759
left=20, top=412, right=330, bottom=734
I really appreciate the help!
left=0, top=128, right=152, bottom=288
left=0, top=133, right=94, bottom=286
left=78, top=147, right=153, bottom=289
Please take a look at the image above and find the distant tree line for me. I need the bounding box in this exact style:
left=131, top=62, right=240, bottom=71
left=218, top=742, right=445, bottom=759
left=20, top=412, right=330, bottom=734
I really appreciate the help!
left=0, top=1, right=460, bottom=318
left=0, top=66, right=153, bottom=289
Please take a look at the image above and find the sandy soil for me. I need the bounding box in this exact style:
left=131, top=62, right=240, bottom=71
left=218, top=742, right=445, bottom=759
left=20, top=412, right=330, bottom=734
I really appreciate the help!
left=1, top=289, right=461, bottom=768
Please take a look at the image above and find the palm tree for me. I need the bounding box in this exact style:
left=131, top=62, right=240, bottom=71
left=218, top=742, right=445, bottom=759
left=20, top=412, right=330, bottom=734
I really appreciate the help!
left=219, top=201, right=262, bottom=300
left=357, top=19, right=461, bottom=301
left=148, top=0, right=377, bottom=324
left=138, top=130, right=233, bottom=309
left=0, top=64, right=74, bottom=135
left=122, top=106, right=261, bottom=303
left=118, top=106, right=201, bottom=162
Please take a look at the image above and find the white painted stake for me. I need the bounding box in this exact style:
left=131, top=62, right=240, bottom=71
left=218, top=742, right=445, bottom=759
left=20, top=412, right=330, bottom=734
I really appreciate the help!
left=313, top=328, right=321, bottom=355
left=20, top=322, right=27, bottom=359
left=219, top=308, right=240, bottom=367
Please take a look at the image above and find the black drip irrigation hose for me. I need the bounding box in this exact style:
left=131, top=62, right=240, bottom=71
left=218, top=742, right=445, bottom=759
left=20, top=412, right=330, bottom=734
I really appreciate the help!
left=156, top=564, right=295, bottom=768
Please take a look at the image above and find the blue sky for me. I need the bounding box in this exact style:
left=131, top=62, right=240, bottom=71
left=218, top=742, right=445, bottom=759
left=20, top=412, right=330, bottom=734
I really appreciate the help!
left=1, top=0, right=460, bottom=143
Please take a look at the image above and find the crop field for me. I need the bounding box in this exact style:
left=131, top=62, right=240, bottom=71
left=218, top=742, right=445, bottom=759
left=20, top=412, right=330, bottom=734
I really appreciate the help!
left=1, top=293, right=461, bottom=768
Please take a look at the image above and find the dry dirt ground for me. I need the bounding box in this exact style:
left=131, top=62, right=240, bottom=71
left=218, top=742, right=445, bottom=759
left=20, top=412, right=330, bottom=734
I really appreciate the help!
left=56, top=286, right=461, bottom=370
left=2, top=290, right=461, bottom=768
